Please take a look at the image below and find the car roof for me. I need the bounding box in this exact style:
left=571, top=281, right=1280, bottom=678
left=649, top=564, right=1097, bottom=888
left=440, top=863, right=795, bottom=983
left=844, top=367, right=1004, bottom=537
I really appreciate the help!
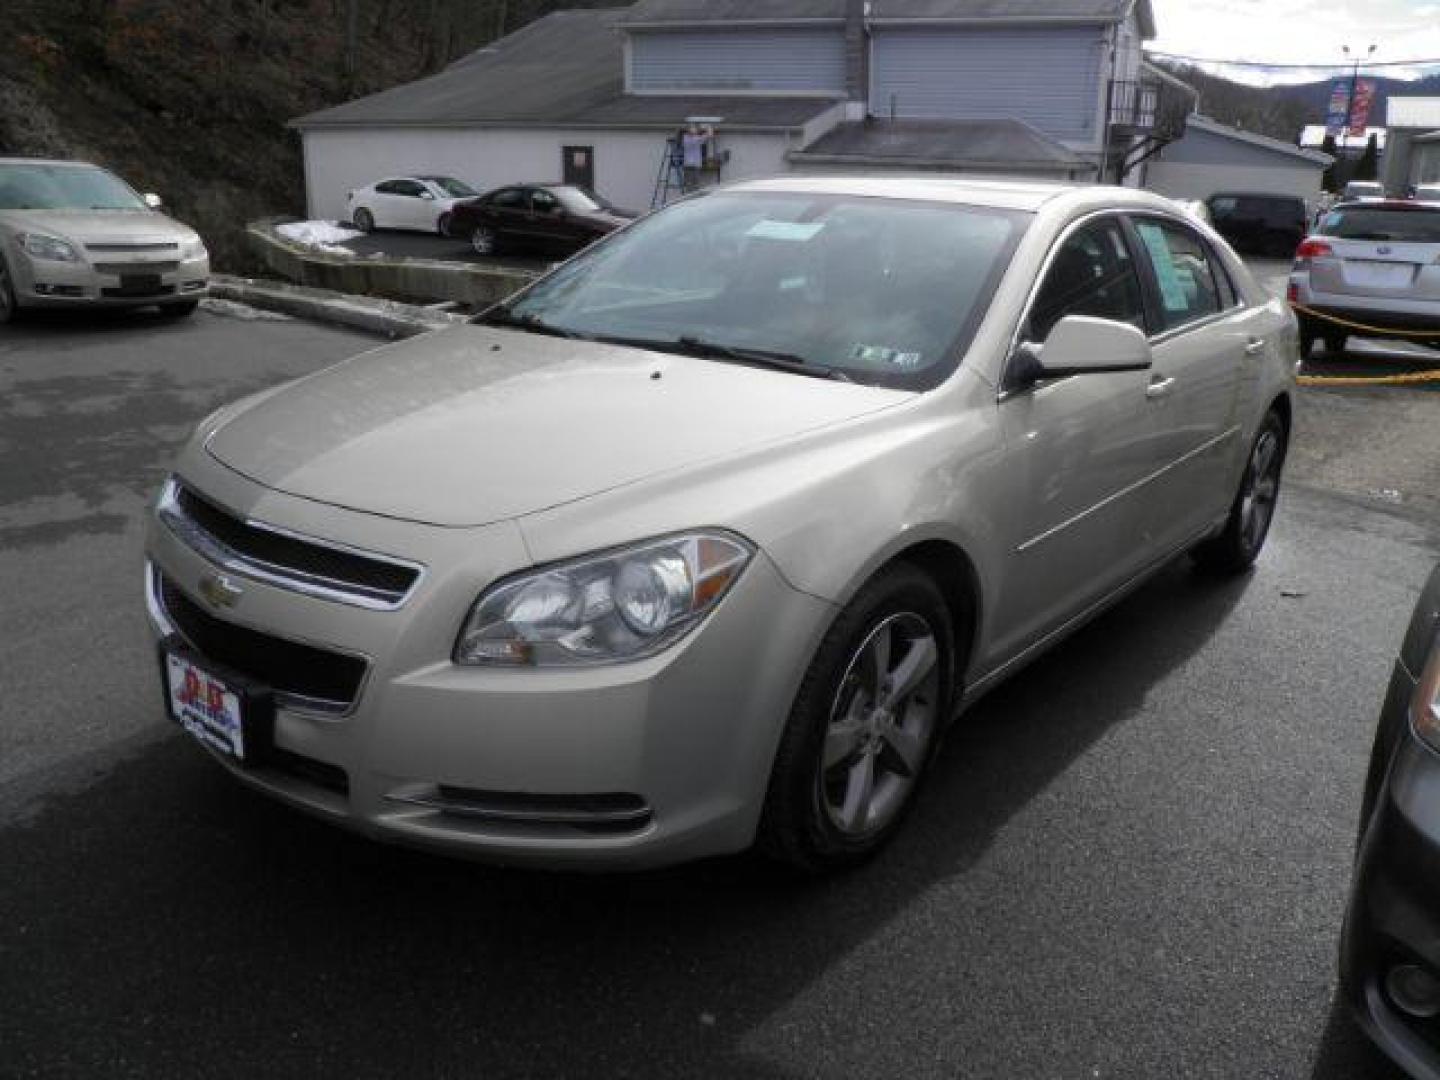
left=0, top=157, right=101, bottom=168
left=720, top=175, right=1194, bottom=218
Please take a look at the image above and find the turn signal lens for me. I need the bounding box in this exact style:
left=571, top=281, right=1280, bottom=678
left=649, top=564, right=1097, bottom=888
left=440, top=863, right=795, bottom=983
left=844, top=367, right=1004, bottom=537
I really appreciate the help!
left=1413, top=637, right=1440, bottom=751
left=455, top=531, right=753, bottom=667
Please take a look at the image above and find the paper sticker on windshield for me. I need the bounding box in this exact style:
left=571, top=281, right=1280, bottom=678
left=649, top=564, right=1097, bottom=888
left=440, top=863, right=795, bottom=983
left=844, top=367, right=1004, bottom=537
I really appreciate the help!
left=852, top=344, right=923, bottom=368
left=747, top=220, right=825, bottom=242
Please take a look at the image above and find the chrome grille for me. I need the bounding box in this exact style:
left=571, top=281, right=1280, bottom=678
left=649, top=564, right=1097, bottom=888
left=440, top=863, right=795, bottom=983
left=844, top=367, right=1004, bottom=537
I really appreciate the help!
left=149, top=565, right=367, bottom=715
left=84, top=242, right=178, bottom=253
left=156, top=479, right=423, bottom=610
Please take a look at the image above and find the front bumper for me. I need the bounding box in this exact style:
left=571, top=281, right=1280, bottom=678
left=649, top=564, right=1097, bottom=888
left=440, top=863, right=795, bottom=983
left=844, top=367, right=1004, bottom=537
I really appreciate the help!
left=1341, top=658, right=1440, bottom=1078
left=12, top=249, right=209, bottom=309
left=143, top=466, right=834, bottom=870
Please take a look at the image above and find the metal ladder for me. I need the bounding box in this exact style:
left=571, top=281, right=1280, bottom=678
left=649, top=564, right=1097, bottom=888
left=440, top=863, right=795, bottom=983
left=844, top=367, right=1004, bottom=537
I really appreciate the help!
left=651, top=137, right=685, bottom=209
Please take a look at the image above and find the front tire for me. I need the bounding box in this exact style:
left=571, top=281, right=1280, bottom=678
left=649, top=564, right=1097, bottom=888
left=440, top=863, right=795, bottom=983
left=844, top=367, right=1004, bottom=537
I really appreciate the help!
left=1193, top=409, right=1288, bottom=574
left=353, top=208, right=374, bottom=233
left=0, top=255, right=18, bottom=325
left=436, top=212, right=452, bottom=238
left=758, top=565, right=955, bottom=874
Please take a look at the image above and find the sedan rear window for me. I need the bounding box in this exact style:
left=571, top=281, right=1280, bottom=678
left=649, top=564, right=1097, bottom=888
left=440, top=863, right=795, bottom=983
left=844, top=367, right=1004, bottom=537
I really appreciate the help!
left=493, top=191, right=1030, bottom=390
left=1320, top=206, right=1440, bottom=243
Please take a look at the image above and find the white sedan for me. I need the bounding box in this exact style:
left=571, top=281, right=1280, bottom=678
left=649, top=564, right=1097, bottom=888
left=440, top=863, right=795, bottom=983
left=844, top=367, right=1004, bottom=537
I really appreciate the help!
left=346, top=176, right=479, bottom=235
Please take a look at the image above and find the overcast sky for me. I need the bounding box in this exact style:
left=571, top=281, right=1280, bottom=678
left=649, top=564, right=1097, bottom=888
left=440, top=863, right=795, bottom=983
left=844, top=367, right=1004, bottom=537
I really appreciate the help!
left=1148, top=0, right=1440, bottom=84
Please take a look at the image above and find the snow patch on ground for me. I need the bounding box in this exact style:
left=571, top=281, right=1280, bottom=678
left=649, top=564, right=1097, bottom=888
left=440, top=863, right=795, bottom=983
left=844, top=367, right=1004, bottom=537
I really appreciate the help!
left=275, top=220, right=362, bottom=256
left=200, top=297, right=291, bottom=321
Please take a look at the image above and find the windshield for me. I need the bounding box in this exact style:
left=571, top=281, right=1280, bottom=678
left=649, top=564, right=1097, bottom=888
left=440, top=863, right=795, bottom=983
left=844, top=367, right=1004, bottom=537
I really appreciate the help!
left=0, top=163, right=145, bottom=211
left=1321, top=206, right=1440, bottom=242
left=551, top=186, right=609, bottom=213
left=492, top=191, right=1029, bottom=390
left=423, top=176, right=478, bottom=198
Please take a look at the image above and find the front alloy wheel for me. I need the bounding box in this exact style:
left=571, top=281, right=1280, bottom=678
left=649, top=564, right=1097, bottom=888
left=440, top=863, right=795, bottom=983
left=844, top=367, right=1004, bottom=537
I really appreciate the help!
left=818, top=613, right=940, bottom=839
left=759, top=564, right=955, bottom=873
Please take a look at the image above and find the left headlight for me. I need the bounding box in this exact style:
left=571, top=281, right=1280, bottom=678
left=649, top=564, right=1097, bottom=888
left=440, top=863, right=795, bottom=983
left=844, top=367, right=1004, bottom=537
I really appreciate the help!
left=1412, top=631, right=1440, bottom=751
left=180, top=236, right=207, bottom=260
left=19, top=232, right=80, bottom=262
left=455, top=531, right=754, bottom=667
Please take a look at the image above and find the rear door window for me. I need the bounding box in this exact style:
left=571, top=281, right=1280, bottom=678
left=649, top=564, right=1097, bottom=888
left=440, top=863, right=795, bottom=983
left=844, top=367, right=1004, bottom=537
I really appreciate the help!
left=489, top=188, right=525, bottom=210
left=1026, top=217, right=1148, bottom=342
left=1131, top=218, right=1222, bottom=332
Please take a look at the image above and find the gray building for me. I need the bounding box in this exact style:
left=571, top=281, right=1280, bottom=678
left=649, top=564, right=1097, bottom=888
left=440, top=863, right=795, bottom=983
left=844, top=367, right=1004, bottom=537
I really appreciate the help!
left=292, top=0, right=1195, bottom=219
left=1383, top=97, right=1440, bottom=194
left=1142, top=114, right=1332, bottom=208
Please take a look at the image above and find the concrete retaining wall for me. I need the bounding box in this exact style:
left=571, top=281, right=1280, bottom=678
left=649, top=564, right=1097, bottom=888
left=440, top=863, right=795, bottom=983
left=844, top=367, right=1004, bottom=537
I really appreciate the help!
left=246, top=217, right=537, bottom=308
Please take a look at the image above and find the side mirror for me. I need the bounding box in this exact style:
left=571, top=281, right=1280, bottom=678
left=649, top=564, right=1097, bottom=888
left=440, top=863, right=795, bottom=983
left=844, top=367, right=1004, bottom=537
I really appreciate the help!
left=1013, top=315, right=1152, bottom=385
left=143, top=193, right=163, bottom=210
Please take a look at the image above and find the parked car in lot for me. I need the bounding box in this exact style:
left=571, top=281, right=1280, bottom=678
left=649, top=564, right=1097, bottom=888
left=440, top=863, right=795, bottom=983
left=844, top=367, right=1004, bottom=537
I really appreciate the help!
left=1289, top=200, right=1440, bottom=355
left=1341, top=561, right=1440, bottom=1079
left=445, top=182, right=636, bottom=256
left=0, top=157, right=208, bottom=323
left=347, top=175, right=480, bottom=236
left=145, top=177, right=1296, bottom=872
left=1345, top=181, right=1387, bottom=201
left=1205, top=192, right=1308, bottom=256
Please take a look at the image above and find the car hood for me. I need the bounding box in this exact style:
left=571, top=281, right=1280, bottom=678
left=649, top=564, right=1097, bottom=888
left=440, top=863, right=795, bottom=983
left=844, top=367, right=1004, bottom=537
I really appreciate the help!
left=204, top=325, right=909, bottom=527
left=0, top=208, right=196, bottom=246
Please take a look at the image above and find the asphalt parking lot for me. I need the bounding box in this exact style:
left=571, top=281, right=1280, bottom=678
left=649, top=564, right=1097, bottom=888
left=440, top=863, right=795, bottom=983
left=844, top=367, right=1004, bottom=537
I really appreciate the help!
left=2, top=295, right=1436, bottom=1078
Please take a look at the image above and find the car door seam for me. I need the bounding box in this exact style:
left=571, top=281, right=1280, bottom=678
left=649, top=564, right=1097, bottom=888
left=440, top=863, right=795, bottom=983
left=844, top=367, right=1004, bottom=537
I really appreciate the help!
left=1014, top=424, right=1240, bottom=554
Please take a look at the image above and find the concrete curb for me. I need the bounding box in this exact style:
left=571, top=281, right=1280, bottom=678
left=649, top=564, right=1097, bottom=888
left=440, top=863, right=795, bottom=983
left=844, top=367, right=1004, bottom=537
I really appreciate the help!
left=209, top=274, right=470, bottom=339
left=245, top=216, right=539, bottom=309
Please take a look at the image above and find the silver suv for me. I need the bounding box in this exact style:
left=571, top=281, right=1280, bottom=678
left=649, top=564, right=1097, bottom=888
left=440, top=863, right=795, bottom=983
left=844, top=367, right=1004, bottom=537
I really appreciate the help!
left=1290, top=199, right=1440, bottom=354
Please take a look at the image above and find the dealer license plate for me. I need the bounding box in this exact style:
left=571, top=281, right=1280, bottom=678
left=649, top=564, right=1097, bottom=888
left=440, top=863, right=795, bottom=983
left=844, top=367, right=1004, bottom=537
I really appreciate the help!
left=1345, top=261, right=1415, bottom=289
left=165, top=651, right=249, bottom=760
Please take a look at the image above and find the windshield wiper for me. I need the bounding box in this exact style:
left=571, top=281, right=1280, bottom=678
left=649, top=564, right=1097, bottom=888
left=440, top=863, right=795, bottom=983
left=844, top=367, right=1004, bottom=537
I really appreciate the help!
left=671, top=336, right=852, bottom=383
left=475, top=307, right=593, bottom=341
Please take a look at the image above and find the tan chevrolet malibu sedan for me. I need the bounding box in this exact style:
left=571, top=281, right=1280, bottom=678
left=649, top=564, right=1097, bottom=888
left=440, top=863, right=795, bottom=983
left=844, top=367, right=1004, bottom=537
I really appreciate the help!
left=0, top=157, right=209, bottom=322
left=145, top=177, right=1297, bottom=872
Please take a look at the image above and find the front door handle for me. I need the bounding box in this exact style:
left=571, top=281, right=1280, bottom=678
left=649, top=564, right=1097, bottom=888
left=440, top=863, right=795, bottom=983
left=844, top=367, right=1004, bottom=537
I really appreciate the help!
left=1145, top=375, right=1176, bottom=400
left=1245, top=337, right=1267, bottom=356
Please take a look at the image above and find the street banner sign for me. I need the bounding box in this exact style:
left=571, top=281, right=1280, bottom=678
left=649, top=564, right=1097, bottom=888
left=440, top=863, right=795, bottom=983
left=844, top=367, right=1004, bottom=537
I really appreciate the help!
left=1348, top=78, right=1377, bottom=136
left=1325, top=79, right=1351, bottom=136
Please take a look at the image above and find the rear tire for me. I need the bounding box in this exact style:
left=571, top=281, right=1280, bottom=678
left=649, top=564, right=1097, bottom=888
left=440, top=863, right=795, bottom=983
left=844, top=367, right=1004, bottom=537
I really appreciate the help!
left=1298, top=317, right=1319, bottom=358
left=1192, top=409, right=1288, bottom=574
left=757, top=564, right=956, bottom=874
left=1323, top=330, right=1348, bottom=355
left=353, top=208, right=374, bottom=233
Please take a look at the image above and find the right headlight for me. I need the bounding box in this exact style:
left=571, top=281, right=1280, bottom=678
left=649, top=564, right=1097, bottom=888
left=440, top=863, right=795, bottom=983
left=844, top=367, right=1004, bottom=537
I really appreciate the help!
left=455, top=531, right=753, bottom=667
left=19, top=232, right=80, bottom=262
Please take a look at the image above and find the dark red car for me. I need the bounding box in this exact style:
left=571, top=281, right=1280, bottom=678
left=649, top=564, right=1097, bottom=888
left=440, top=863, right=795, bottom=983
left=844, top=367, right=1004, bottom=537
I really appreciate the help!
left=446, top=183, right=637, bottom=256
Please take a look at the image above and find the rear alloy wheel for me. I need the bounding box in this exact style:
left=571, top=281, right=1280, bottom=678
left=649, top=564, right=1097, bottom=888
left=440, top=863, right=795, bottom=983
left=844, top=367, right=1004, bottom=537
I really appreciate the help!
left=1193, top=410, right=1288, bottom=574
left=353, top=208, right=374, bottom=233
left=0, top=255, right=17, bottom=325
left=758, top=565, right=954, bottom=873
left=471, top=225, right=499, bottom=256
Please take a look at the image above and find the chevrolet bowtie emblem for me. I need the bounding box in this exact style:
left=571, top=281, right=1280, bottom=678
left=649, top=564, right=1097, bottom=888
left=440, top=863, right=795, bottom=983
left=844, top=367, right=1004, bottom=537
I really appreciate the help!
left=199, top=572, right=244, bottom=610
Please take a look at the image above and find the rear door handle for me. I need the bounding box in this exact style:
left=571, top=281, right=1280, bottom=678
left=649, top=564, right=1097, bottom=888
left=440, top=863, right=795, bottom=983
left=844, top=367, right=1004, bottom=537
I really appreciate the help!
left=1145, top=375, right=1176, bottom=400
left=1245, top=337, right=1267, bottom=356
